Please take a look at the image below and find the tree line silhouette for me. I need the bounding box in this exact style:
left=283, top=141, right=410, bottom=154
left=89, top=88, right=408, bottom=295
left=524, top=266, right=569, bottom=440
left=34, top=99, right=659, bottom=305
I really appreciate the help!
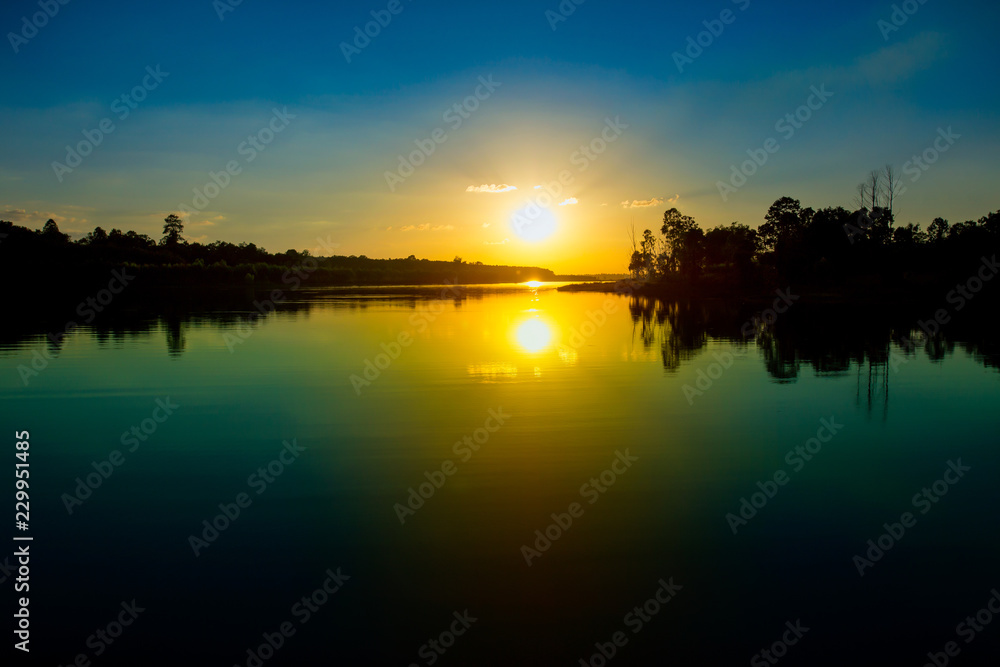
left=0, top=213, right=555, bottom=298
left=629, top=178, right=999, bottom=297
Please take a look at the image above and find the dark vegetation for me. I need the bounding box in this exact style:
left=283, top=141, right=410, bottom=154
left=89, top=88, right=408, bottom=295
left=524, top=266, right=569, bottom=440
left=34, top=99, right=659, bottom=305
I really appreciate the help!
left=625, top=168, right=1000, bottom=302
left=0, top=213, right=556, bottom=301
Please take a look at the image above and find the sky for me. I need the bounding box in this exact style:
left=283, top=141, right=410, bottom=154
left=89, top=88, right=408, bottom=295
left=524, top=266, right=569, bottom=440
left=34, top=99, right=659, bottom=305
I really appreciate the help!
left=1, top=0, right=998, bottom=273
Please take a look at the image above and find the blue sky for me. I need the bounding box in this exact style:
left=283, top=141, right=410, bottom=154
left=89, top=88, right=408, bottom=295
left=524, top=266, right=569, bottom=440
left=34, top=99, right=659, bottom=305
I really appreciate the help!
left=1, top=0, right=998, bottom=271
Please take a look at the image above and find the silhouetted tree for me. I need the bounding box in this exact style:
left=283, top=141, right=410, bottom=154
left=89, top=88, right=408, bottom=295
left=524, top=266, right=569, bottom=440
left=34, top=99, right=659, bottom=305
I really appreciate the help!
left=162, top=214, right=184, bottom=246
left=892, top=223, right=926, bottom=247
left=82, top=226, right=108, bottom=245
left=927, top=217, right=949, bottom=243
left=41, top=218, right=69, bottom=242
left=660, top=208, right=698, bottom=273
left=704, top=223, right=759, bottom=275
left=759, top=197, right=810, bottom=254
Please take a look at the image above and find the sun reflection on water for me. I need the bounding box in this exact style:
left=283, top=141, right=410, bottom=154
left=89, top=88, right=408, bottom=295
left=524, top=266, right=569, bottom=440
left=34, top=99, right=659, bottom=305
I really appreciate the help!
left=515, top=317, right=553, bottom=353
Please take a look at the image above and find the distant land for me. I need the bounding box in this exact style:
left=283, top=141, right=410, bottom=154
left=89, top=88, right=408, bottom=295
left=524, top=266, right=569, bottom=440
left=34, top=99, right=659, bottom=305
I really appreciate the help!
left=0, top=216, right=592, bottom=297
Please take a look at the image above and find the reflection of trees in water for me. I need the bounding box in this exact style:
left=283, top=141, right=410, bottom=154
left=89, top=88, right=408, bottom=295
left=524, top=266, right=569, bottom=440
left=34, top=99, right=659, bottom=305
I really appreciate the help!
left=164, top=316, right=186, bottom=358
left=0, top=287, right=482, bottom=359
left=629, top=297, right=708, bottom=371
left=628, top=296, right=1000, bottom=414
left=961, top=337, right=1000, bottom=371
left=755, top=329, right=801, bottom=383
left=857, top=350, right=889, bottom=420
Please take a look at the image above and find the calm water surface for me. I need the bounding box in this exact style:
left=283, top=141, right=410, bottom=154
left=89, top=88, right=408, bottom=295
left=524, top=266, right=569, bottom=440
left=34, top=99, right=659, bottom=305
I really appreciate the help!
left=2, top=284, right=999, bottom=665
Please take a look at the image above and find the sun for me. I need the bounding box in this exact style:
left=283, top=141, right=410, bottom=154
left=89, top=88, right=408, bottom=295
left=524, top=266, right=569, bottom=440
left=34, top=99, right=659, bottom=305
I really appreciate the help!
left=525, top=280, right=542, bottom=288
left=510, top=204, right=557, bottom=242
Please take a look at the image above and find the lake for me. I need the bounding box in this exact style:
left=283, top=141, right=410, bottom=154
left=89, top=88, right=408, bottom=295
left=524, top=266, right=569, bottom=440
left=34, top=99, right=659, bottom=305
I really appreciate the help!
left=2, top=283, right=999, bottom=666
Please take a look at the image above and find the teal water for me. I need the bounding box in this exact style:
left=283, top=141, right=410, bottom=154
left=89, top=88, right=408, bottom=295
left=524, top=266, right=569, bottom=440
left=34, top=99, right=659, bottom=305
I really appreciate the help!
left=2, top=285, right=998, bottom=665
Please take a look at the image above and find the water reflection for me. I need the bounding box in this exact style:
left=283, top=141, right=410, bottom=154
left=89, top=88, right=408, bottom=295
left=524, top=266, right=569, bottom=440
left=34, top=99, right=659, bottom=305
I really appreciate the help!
left=2, top=287, right=998, bottom=393
left=626, top=294, right=1000, bottom=374
left=626, top=294, right=999, bottom=416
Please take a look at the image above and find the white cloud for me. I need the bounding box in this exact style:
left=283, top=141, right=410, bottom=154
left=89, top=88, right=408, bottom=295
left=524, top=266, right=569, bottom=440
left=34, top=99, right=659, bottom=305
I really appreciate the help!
left=558, top=197, right=578, bottom=206
left=620, top=197, right=664, bottom=209
left=466, top=184, right=518, bottom=193
left=400, top=223, right=455, bottom=232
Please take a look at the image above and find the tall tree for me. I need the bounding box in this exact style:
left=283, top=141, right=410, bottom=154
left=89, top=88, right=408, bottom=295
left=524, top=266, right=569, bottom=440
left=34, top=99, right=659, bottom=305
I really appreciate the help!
left=660, top=208, right=698, bottom=273
left=883, top=164, right=898, bottom=219
left=41, top=218, right=69, bottom=242
left=162, top=213, right=185, bottom=246
left=927, top=217, right=949, bottom=243
left=759, top=197, right=810, bottom=253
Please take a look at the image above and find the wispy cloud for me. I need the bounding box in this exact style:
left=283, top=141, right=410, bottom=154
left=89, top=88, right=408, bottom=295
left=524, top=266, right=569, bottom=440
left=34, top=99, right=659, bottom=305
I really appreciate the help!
left=852, top=31, right=944, bottom=86
left=481, top=222, right=491, bottom=228
left=558, top=197, right=578, bottom=206
left=187, top=216, right=221, bottom=228
left=620, top=197, right=664, bottom=209
left=466, top=184, right=517, bottom=193
left=400, top=223, right=455, bottom=232
left=1, top=206, right=89, bottom=228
